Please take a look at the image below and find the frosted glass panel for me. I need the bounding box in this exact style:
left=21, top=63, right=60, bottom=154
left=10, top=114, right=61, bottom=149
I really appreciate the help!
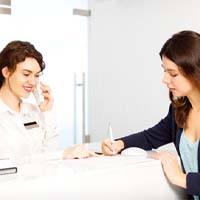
left=0, top=0, right=88, bottom=148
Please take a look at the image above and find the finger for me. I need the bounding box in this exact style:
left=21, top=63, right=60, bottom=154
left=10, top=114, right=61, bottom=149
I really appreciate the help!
left=88, top=151, right=100, bottom=157
left=101, top=140, right=108, bottom=149
left=77, top=153, right=89, bottom=159
left=104, top=139, right=114, bottom=150
left=62, top=145, right=80, bottom=159
left=102, top=144, right=114, bottom=156
left=63, top=152, right=75, bottom=159
left=103, top=139, right=111, bottom=146
left=42, top=92, right=51, bottom=99
left=40, top=84, right=51, bottom=94
left=102, top=141, right=109, bottom=152
left=72, top=145, right=90, bottom=159
left=77, top=151, right=99, bottom=159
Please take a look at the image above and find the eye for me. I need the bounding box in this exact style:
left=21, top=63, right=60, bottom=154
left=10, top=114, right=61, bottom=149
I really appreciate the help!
left=170, top=73, right=178, bottom=77
left=23, top=73, right=30, bottom=77
left=35, top=72, right=43, bottom=78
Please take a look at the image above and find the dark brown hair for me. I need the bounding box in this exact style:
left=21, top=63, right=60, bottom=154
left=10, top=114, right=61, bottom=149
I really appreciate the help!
left=0, top=40, right=45, bottom=87
left=160, top=30, right=200, bottom=128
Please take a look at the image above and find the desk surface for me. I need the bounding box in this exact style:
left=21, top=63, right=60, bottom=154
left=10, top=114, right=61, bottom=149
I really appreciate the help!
left=0, top=154, right=187, bottom=200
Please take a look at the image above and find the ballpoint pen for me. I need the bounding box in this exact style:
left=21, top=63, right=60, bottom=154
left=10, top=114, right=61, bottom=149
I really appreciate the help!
left=108, top=122, right=115, bottom=154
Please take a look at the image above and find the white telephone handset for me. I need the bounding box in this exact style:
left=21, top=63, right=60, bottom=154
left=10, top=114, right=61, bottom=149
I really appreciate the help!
left=33, top=83, right=44, bottom=105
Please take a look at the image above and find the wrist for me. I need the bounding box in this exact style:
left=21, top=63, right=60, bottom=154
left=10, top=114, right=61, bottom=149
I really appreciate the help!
left=176, top=172, right=186, bottom=188
left=116, top=140, right=125, bottom=152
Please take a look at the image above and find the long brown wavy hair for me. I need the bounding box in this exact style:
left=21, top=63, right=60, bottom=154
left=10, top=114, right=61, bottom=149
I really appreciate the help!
left=160, top=30, right=200, bottom=128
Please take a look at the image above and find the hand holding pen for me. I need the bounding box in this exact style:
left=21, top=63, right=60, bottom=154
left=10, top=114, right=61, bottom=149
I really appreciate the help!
left=101, top=123, right=125, bottom=156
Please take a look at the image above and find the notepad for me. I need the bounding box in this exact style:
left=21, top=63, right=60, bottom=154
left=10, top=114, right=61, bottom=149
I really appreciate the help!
left=0, top=159, right=17, bottom=175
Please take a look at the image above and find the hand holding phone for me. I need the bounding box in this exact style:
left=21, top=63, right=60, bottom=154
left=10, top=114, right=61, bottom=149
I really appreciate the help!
left=33, top=83, right=44, bottom=105
left=33, top=82, right=54, bottom=112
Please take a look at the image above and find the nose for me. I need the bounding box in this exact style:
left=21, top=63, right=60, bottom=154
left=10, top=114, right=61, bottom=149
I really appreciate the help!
left=162, top=72, right=170, bottom=85
left=28, top=75, right=38, bottom=86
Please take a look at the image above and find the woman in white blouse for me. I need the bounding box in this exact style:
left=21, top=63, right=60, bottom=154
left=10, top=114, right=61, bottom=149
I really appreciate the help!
left=0, top=40, right=94, bottom=162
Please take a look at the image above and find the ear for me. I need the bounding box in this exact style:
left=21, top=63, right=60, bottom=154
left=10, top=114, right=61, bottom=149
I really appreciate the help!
left=1, top=67, right=10, bottom=78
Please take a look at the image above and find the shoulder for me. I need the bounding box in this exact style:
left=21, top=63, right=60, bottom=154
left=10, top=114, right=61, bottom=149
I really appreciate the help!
left=161, top=103, right=177, bottom=130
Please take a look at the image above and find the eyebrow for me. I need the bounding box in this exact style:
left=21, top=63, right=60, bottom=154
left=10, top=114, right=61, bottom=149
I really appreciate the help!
left=22, top=69, right=41, bottom=74
left=161, top=65, right=178, bottom=72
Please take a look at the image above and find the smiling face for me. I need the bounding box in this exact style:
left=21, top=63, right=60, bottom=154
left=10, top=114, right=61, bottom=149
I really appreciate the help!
left=3, top=57, right=41, bottom=99
left=162, top=56, right=195, bottom=98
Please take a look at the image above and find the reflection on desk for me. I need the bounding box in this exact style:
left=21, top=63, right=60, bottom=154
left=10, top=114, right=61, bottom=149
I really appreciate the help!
left=0, top=154, right=187, bottom=200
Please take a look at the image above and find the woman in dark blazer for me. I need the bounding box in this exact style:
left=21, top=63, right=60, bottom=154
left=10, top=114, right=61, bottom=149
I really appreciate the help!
left=102, top=30, right=200, bottom=199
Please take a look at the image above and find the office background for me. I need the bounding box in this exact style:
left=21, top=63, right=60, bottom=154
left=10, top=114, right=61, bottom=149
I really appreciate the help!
left=88, top=0, right=200, bottom=143
left=1, top=0, right=200, bottom=148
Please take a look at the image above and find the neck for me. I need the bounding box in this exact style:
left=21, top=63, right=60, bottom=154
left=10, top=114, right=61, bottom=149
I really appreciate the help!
left=188, top=90, right=200, bottom=112
left=0, top=85, right=21, bottom=112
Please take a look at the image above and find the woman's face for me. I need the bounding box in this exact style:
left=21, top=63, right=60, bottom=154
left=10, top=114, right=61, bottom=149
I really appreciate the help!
left=162, top=56, right=194, bottom=98
left=5, top=57, right=41, bottom=99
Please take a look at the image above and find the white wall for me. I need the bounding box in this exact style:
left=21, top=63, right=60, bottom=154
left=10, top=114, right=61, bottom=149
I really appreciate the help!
left=88, top=0, right=200, bottom=142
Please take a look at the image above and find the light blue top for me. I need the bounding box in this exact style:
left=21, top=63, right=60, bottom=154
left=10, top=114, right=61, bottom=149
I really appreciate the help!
left=179, top=131, right=199, bottom=200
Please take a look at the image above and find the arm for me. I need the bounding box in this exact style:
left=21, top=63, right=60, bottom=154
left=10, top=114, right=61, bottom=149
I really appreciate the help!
left=186, top=173, right=200, bottom=195
left=150, top=151, right=186, bottom=188
left=120, top=104, right=176, bottom=150
left=33, top=84, right=97, bottom=159
left=151, top=151, right=200, bottom=195
left=36, top=83, right=59, bottom=151
left=102, top=104, right=176, bottom=155
left=40, top=110, right=59, bottom=151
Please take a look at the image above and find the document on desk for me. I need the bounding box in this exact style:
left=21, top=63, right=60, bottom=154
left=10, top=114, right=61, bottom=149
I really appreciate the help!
left=16, top=153, right=158, bottom=179
left=0, top=159, right=17, bottom=175
left=59, top=155, right=157, bottom=174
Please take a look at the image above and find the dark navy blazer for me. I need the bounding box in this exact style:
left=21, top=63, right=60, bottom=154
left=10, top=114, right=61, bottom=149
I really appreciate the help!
left=120, top=104, right=200, bottom=199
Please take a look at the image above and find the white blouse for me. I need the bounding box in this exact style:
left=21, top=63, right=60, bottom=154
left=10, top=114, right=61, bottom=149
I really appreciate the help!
left=0, top=98, right=60, bottom=161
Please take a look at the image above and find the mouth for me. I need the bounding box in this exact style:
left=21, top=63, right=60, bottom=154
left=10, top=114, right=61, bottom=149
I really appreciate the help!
left=168, top=87, right=176, bottom=92
left=23, top=86, right=33, bottom=93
